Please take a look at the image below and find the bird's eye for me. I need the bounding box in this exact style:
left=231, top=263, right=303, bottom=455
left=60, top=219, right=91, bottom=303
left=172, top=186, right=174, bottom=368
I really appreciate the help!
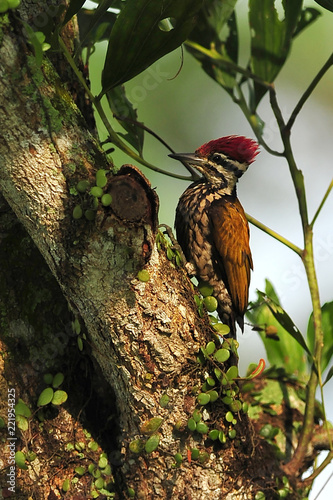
left=211, top=153, right=223, bottom=163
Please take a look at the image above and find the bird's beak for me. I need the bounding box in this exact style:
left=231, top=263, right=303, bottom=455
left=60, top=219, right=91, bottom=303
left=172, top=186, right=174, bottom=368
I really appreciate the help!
left=168, top=152, right=206, bottom=166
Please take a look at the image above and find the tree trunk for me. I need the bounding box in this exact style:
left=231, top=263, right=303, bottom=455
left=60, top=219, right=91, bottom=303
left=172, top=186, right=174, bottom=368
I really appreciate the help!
left=0, top=2, right=316, bottom=499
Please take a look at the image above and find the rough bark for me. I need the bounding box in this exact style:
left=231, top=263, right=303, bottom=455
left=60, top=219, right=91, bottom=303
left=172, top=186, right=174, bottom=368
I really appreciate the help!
left=0, top=2, right=317, bottom=499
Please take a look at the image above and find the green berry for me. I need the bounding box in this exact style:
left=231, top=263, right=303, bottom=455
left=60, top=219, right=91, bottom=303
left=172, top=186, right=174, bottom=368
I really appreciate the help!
left=209, top=390, right=219, bottom=403
left=228, top=429, right=237, bottom=439
left=8, top=0, right=20, bottom=8
left=225, top=411, right=234, bottom=422
left=219, top=431, right=226, bottom=443
left=196, top=422, right=208, bottom=434
left=197, top=393, right=210, bottom=405
left=205, top=341, right=216, bottom=355
left=213, top=323, right=230, bottom=335
left=76, top=180, right=90, bottom=193
left=203, top=296, right=218, bottom=312
left=214, top=348, right=230, bottom=363
left=137, top=270, right=150, bottom=282
left=187, top=418, right=197, bottom=431
left=90, top=186, right=103, bottom=198
left=192, top=409, right=202, bottom=422
left=0, top=0, right=9, bottom=13
left=73, top=205, right=83, bottom=219
left=229, top=400, right=242, bottom=412
left=208, top=429, right=219, bottom=440
left=101, top=193, right=112, bottom=206
left=84, top=209, right=95, bottom=221
left=96, top=169, right=107, bottom=188
left=198, top=282, right=214, bottom=297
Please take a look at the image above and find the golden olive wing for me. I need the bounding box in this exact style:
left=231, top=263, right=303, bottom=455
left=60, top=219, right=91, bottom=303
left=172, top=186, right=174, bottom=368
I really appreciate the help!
left=209, top=197, right=253, bottom=316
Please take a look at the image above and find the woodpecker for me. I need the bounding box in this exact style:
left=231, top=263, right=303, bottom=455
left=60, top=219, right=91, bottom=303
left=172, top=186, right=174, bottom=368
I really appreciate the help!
left=169, top=136, right=259, bottom=337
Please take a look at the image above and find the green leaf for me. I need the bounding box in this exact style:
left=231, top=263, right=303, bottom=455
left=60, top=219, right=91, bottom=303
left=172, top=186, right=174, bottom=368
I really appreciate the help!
left=197, top=393, right=210, bottom=405
left=75, top=465, right=86, bottom=475
left=307, top=301, right=333, bottom=372
left=22, top=22, right=44, bottom=67
left=205, top=341, right=216, bottom=356
left=15, top=451, right=28, bottom=470
left=52, top=372, right=64, bottom=388
left=159, top=394, right=170, bottom=408
left=324, top=365, right=333, bottom=386
left=186, top=2, right=238, bottom=93
left=140, top=417, right=163, bottom=435
left=187, top=418, right=197, bottom=431
left=16, top=415, right=29, bottom=432
left=214, top=348, right=230, bottom=363
left=226, top=365, right=238, bottom=380
left=145, top=433, right=160, bottom=453
left=314, top=0, right=333, bottom=12
left=15, top=402, right=31, bottom=418
left=62, top=478, right=70, bottom=492
left=37, top=387, right=54, bottom=406
left=52, top=390, right=68, bottom=406
left=129, top=439, right=145, bottom=453
left=209, top=390, right=219, bottom=403
left=98, top=456, right=108, bottom=468
left=247, top=280, right=308, bottom=377
left=293, top=8, right=321, bottom=38
left=43, top=373, right=53, bottom=385
left=101, top=0, right=203, bottom=92
left=196, top=422, right=208, bottom=434
left=63, top=0, right=86, bottom=26
left=106, top=86, right=144, bottom=155
left=77, top=5, right=117, bottom=49
left=208, top=429, right=219, bottom=440
left=249, top=0, right=303, bottom=108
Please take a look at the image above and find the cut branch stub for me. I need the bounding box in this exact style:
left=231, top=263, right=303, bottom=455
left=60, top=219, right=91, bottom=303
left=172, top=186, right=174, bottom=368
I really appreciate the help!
left=106, top=164, right=159, bottom=263
left=108, top=164, right=159, bottom=230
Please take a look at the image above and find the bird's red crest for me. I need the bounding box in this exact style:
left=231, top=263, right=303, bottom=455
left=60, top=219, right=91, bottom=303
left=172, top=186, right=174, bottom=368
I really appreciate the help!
left=196, top=135, right=259, bottom=164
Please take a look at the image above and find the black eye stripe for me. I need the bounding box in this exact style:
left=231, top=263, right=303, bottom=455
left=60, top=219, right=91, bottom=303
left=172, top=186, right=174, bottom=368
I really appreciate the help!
left=209, top=153, right=243, bottom=177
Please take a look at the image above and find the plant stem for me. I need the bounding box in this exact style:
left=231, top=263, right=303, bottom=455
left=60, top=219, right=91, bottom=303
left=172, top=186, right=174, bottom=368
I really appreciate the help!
left=285, top=229, right=323, bottom=476
left=310, top=178, right=333, bottom=228
left=246, top=213, right=302, bottom=256
left=304, top=450, right=333, bottom=487
left=286, top=52, right=333, bottom=133
left=234, top=86, right=283, bottom=157
left=271, top=91, right=324, bottom=476
left=184, top=40, right=272, bottom=88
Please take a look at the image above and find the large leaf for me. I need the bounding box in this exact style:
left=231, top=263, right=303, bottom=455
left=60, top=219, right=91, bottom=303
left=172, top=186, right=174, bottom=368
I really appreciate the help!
left=186, top=0, right=238, bottom=94
left=314, top=0, right=333, bottom=12
left=106, top=86, right=144, bottom=155
left=63, top=0, right=124, bottom=26
left=77, top=7, right=117, bottom=48
left=249, top=0, right=303, bottom=109
left=293, top=8, right=322, bottom=38
left=204, top=0, right=238, bottom=40
left=307, top=301, right=333, bottom=373
left=63, top=0, right=87, bottom=26
left=247, top=280, right=308, bottom=378
left=101, top=0, right=203, bottom=93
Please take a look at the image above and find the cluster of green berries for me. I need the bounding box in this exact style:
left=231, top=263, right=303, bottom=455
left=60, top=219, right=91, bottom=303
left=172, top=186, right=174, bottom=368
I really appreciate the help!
left=196, top=281, right=231, bottom=335
left=187, top=340, right=248, bottom=443
left=72, top=169, right=112, bottom=221
left=156, top=230, right=183, bottom=267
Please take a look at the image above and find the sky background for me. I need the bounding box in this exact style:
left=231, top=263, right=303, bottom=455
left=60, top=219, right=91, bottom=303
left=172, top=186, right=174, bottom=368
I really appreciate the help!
left=86, top=1, right=333, bottom=497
